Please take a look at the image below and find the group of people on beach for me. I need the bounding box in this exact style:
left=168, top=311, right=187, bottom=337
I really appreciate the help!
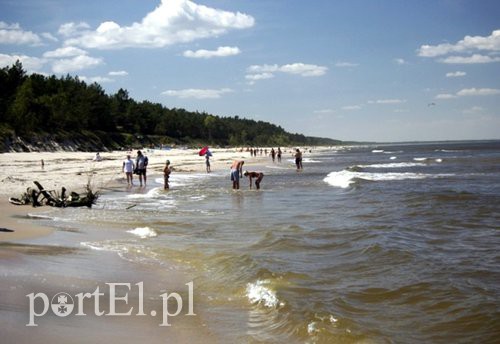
left=122, top=150, right=149, bottom=187
left=122, top=147, right=305, bottom=191
left=230, top=160, right=264, bottom=190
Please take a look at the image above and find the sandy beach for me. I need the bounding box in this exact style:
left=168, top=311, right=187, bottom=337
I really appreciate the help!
left=0, top=147, right=294, bottom=343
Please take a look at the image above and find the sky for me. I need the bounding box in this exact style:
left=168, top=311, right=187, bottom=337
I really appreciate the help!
left=1, top=0, right=499, bottom=142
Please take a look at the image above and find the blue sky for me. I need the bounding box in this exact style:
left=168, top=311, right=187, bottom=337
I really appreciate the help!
left=1, top=0, right=499, bottom=142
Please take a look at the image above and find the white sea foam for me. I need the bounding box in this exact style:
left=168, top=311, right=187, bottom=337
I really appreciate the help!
left=435, top=158, right=443, bottom=163
left=413, top=157, right=429, bottom=161
left=126, top=187, right=162, bottom=199
left=302, top=158, right=322, bottom=163
left=246, top=280, right=282, bottom=308
left=27, top=213, right=59, bottom=221
left=307, top=321, right=319, bottom=335
left=156, top=173, right=213, bottom=188
left=81, top=241, right=128, bottom=253
left=358, top=162, right=426, bottom=168
left=127, top=227, right=158, bottom=238
left=286, top=158, right=321, bottom=164
left=390, top=156, right=397, bottom=160
left=324, top=170, right=454, bottom=188
left=372, top=149, right=384, bottom=153
left=435, top=149, right=459, bottom=153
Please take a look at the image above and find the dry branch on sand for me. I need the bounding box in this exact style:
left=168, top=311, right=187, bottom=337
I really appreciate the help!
left=8, top=181, right=99, bottom=208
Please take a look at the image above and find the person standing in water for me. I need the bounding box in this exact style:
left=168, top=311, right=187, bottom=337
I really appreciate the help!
left=205, top=152, right=211, bottom=173
left=123, top=155, right=135, bottom=186
left=136, top=150, right=148, bottom=186
left=163, top=160, right=172, bottom=190
left=295, top=148, right=303, bottom=171
left=277, top=148, right=282, bottom=163
left=230, top=160, right=244, bottom=189
left=243, top=171, right=264, bottom=190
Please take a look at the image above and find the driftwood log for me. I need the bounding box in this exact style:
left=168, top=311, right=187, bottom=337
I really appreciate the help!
left=9, top=181, right=99, bottom=208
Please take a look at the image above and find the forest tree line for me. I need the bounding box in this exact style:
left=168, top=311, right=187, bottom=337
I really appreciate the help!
left=0, top=62, right=340, bottom=151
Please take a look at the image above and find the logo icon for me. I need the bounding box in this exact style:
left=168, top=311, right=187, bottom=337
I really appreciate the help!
left=51, top=292, right=74, bottom=317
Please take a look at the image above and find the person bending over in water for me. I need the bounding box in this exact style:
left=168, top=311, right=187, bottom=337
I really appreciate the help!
left=230, top=160, right=244, bottom=189
left=163, top=160, right=172, bottom=190
left=243, top=171, right=264, bottom=190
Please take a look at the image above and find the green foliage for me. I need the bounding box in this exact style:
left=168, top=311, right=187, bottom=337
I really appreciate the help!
left=0, top=62, right=341, bottom=151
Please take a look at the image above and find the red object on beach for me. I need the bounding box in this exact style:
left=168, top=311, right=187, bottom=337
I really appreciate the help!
left=199, top=146, right=209, bottom=156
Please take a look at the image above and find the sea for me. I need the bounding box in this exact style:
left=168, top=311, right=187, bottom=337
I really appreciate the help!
left=21, top=140, right=500, bottom=343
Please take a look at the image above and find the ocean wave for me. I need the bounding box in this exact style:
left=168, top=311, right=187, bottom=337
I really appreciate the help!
left=413, top=157, right=444, bottom=163
left=286, top=158, right=322, bottom=164
left=26, top=213, right=61, bottom=221
left=246, top=279, right=284, bottom=308
left=127, top=226, right=158, bottom=238
left=435, top=149, right=460, bottom=152
left=126, top=187, right=162, bottom=199
left=323, top=170, right=454, bottom=188
left=357, top=162, right=426, bottom=169
left=81, top=240, right=161, bottom=265
left=372, top=149, right=384, bottom=153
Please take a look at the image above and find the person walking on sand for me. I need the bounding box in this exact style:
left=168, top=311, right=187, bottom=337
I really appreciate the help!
left=163, top=160, right=172, bottom=190
left=230, top=160, right=244, bottom=189
left=244, top=171, right=264, bottom=190
left=295, top=148, right=303, bottom=171
left=123, top=155, right=135, bottom=186
left=136, top=150, right=148, bottom=186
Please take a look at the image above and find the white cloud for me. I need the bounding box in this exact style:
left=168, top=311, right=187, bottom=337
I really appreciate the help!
left=0, top=21, right=41, bottom=45
left=58, top=22, right=91, bottom=37
left=418, top=29, right=500, bottom=57
left=456, top=88, right=500, bottom=96
left=183, top=46, right=241, bottom=58
left=394, top=58, right=407, bottom=65
left=51, top=55, right=103, bottom=74
left=435, top=93, right=457, bottom=100
left=314, top=109, right=335, bottom=114
left=43, top=46, right=88, bottom=58
left=245, top=62, right=327, bottom=82
left=441, top=54, right=500, bottom=64
left=342, top=105, right=362, bottom=111
left=463, top=106, right=484, bottom=114
left=435, top=87, right=500, bottom=99
left=62, top=0, right=254, bottom=49
left=368, top=99, right=406, bottom=104
left=247, top=64, right=279, bottom=74
left=161, top=88, right=233, bottom=99
left=446, top=71, right=466, bottom=77
left=280, top=63, right=328, bottom=76
left=335, top=61, right=359, bottom=68
left=41, top=32, right=58, bottom=42
left=0, top=53, right=45, bottom=72
left=245, top=73, right=274, bottom=81
left=79, top=76, right=114, bottom=83
left=108, top=70, right=128, bottom=76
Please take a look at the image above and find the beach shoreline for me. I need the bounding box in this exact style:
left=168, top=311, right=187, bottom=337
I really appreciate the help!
left=0, top=146, right=321, bottom=343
